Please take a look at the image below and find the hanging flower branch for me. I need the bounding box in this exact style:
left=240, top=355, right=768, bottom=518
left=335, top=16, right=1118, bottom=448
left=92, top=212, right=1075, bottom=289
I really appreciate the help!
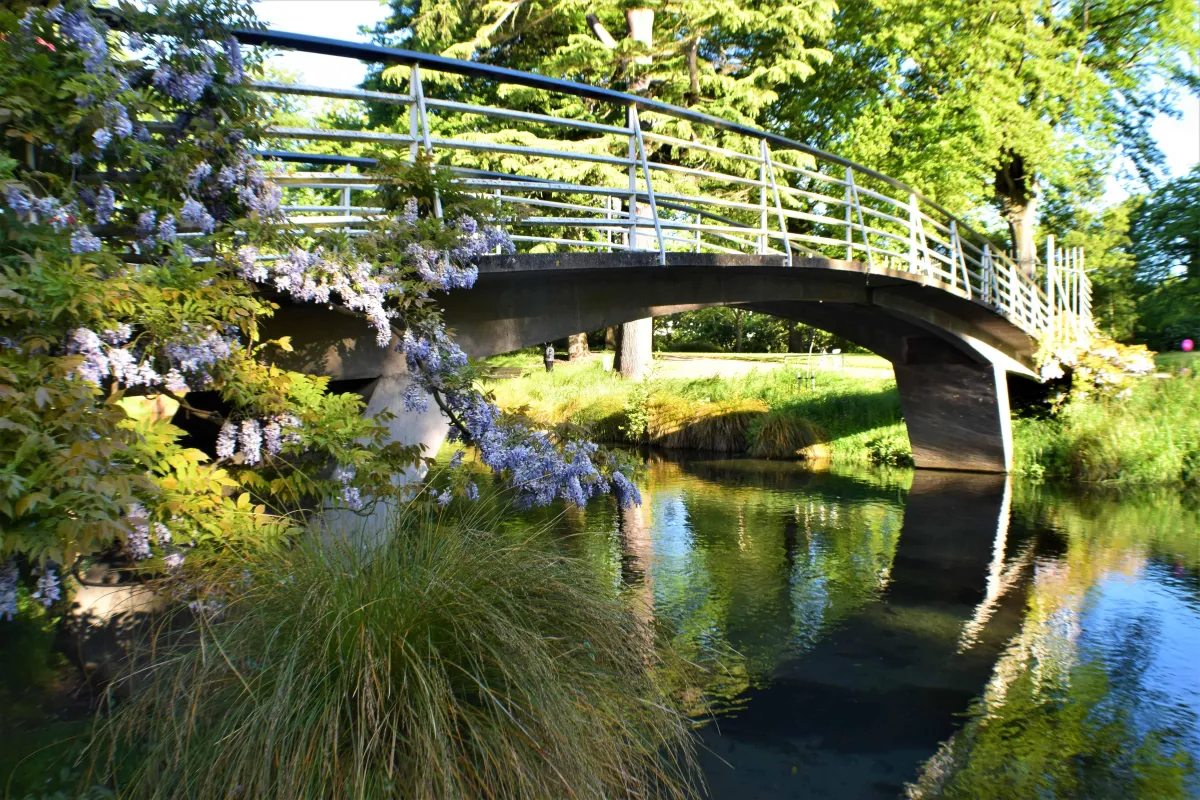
left=0, top=1, right=638, bottom=619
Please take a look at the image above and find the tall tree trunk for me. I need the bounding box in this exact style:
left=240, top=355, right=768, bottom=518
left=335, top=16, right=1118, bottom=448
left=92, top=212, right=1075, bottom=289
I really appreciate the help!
left=568, top=332, right=589, bottom=361
left=995, top=152, right=1040, bottom=278
left=734, top=309, right=744, bottom=352
left=613, top=318, right=653, bottom=379
left=788, top=322, right=804, bottom=353
left=606, top=10, right=656, bottom=378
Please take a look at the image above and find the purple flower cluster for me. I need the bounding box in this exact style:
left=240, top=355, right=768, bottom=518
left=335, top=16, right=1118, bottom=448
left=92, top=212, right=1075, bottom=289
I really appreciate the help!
left=223, top=37, right=245, bottom=85
left=240, top=419, right=263, bottom=465
left=3, top=186, right=75, bottom=231
left=258, top=249, right=395, bottom=346
left=67, top=327, right=163, bottom=387
left=125, top=503, right=152, bottom=560
left=0, top=560, right=17, bottom=621
left=333, top=464, right=363, bottom=511
left=162, top=324, right=238, bottom=381
left=94, top=185, right=115, bottom=225
left=181, top=197, right=215, bottom=233
left=216, top=415, right=298, bottom=462
left=402, top=318, right=637, bottom=510
left=70, top=228, right=102, bottom=254
left=61, top=11, right=108, bottom=74
left=151, top=41, right=219, bottom=103
left=32, top=566, right=61, bottom=608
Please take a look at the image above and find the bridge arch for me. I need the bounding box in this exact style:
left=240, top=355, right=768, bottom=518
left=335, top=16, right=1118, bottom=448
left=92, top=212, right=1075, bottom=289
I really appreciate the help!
left=240, top=26, right=1093, bottom=474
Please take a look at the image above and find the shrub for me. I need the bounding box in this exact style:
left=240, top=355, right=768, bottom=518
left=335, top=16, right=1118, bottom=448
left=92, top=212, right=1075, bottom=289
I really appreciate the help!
left=1013, top=373, right=1200, bottom=484
left=664, top=340, right=727, bottom=353
left=92, top=513, right=699, bottom=799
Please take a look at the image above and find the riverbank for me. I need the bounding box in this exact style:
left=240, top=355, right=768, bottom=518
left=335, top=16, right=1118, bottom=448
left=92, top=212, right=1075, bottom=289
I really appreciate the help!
left=484, top=350, right=1200, bottom=485
left=486, top=352, right=911, bottom=465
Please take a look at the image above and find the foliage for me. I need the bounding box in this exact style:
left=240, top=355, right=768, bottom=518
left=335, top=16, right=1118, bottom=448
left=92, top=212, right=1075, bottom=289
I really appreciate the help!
left=92, top=510, right=700, bottom=799
left=1014, top=371, right=1200, bottom=484
left=1132, top=165, right=1200, bottom=284
left=655, top=308, right=858, bottom=354
left=778, top=0, right=1199, bottom=253
left=0, top=2, right=638, bottom=616
left=370, top=0, right=835, bottom=122
left=0, top=1, right=408, bottom=585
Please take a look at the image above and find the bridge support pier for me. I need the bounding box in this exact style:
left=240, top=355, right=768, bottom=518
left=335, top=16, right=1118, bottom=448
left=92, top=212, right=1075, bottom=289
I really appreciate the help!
left=893, top=362, right=1013, bottom=473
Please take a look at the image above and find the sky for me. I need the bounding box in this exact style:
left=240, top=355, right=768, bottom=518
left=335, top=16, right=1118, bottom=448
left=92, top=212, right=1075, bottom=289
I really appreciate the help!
left=251, top=0, right=1199, bottom=197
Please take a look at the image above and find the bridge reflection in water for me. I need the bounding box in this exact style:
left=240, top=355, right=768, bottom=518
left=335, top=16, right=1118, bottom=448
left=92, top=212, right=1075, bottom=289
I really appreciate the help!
left=525, top=458, right=1200, bottom=798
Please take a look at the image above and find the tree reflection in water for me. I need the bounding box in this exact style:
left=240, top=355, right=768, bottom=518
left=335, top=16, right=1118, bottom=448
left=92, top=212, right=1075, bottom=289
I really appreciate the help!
left=526, top=455, right=1200, bottom=799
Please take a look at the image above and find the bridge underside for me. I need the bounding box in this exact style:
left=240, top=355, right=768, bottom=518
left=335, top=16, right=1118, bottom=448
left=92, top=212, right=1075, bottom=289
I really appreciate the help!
left=270, top=253, right=1039, bottom=473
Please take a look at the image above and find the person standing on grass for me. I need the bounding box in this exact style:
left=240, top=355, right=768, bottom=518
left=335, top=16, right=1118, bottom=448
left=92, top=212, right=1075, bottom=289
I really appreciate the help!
left=544, top=343, right=555, bottom=372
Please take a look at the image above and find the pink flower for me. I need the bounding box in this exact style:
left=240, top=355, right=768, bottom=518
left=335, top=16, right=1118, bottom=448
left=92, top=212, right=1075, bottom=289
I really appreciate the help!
left=36, top=37, right=56, bottom=51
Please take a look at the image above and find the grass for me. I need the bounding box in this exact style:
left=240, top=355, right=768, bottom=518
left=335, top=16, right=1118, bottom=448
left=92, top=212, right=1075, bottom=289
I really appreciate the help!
left=91, top=508, right=699, bottom=799
left=489, top=352, right=1200, bottom=485
left=1154, top=351, right=1198, bottom=372
left=486, top=357, right=910, bottom=465
left=1013, top=374, right=1200, bottom=485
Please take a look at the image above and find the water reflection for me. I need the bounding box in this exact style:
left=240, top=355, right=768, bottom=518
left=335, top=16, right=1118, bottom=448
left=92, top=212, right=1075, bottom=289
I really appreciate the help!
left=538, top=457, right=1200, bottom=798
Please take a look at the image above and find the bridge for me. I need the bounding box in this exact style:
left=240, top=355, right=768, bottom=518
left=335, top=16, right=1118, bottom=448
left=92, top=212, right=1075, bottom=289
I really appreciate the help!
left=240, top=28, right=1094, bottom=474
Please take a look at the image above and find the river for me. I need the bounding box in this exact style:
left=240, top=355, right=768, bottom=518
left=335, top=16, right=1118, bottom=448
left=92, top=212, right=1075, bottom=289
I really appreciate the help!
left=528, top=456, right=1200, bottom=799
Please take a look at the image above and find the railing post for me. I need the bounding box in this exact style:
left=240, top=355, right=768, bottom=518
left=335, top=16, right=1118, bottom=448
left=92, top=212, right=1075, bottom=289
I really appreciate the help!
left=982, top=244, right=992, bottom=304
left=761, top=139, right=792, bottom=266
left=908, top=193, right=919, bottom=275
left=410, top=64, right=441, bottom=218
left=1080, top=247, right=1089, bottom=328
left=407, top=66, right=419, bottom=164
left=758, top=143, right=768, bottom=255
left=845, top=167, right=874, bottom=269
left=843, top=171, right=853, bottom=261
left=629, top=105, right=666, bottom=265
left=949, top=221, right=961, bottom=291
left=626, top=105, right=637, bottom=250
left=1045, top=234, right=1056, bottom=335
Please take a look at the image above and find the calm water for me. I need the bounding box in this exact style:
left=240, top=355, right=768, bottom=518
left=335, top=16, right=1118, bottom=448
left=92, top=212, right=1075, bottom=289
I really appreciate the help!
left=537, top=456, right=1200, bottom=799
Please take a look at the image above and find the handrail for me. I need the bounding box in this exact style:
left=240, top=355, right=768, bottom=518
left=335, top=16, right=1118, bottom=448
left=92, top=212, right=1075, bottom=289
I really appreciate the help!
left=232, top=27, right=997, bottom=253
left=235, top=25, right=1091, bottom=343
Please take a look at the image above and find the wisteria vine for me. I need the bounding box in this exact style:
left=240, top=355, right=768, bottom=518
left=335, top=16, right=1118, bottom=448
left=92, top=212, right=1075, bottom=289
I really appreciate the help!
left=0, top=1, right=639, bottom=621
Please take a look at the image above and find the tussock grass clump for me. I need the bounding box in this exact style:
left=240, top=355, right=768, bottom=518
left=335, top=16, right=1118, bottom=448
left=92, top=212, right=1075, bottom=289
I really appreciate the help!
left=747, top=409, right=830, bottom=460
left=649, top=397, right=767, bottom=452
left=94, top=513, right=699, bottom=799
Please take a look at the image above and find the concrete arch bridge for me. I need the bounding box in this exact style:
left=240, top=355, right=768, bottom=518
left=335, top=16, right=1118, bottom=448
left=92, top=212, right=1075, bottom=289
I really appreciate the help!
left=238, top=28, right=1095, bottom=473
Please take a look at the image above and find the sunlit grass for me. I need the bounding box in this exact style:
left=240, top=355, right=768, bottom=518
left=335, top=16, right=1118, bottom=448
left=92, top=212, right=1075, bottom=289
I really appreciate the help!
left=485, top=358, right=909, bottom=464
left=1013, top=374, right=1200, bottom=485
left=92, top=509, right=700, bottom=799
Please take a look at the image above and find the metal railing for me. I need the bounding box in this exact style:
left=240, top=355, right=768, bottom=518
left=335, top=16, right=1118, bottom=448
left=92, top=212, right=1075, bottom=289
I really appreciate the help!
left=235, top=28, right=1093, bottom=343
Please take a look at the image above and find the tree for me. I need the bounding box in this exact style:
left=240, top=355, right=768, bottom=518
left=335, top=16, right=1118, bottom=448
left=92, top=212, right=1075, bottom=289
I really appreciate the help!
left=776, top=0, right=1200, bottom=273
left=368, top=0, right=835, bottom=122
left=1132, top=165, right=1200, bottom=283
left=568, top=332, right=590, bottom=360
